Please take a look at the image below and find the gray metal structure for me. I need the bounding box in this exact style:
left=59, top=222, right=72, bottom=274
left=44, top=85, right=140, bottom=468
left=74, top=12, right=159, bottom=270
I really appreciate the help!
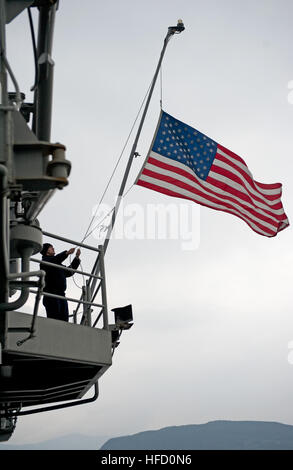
left=0, top=0, right=183, bottom=442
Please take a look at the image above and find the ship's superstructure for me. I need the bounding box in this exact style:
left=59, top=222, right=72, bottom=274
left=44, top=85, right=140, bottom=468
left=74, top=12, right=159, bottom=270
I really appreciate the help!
left=0, top=1, right=135, bottom=442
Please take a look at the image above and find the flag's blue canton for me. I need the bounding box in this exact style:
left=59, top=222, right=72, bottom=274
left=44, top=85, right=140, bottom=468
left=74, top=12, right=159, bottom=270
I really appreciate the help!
left=152, top=111, right=218, bottom=180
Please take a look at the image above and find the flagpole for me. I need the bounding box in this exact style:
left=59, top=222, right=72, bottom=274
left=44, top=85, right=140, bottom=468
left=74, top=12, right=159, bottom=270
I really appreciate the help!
left=89, top=20, right=185, bottom=297
left=104, top=19, right=185, bottom=253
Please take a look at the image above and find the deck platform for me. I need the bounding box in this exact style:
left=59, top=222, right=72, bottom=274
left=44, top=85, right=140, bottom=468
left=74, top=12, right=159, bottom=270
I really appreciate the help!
left=0, top=311, right=112, bottom=408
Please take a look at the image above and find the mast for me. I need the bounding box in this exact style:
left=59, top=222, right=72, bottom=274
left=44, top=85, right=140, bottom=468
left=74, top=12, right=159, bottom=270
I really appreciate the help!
left=89, top=20, right=185, bottom=299
left=32, top=2, right=57, bottom=141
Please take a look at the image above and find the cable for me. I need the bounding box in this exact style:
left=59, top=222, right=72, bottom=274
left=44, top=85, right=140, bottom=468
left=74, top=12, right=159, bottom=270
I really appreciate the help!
left=82, top=183, right=134, bottom=242
left=70, top=256, right=85, bottom=290
left=82, top=29, right=172, bottom=246
left=75, top=57, right=162, bottom=310
left=83, top=207, right=114, bottom=242
left=80, top=80, right=153, bottom=244
left=1, top=53, right=22, bottom=110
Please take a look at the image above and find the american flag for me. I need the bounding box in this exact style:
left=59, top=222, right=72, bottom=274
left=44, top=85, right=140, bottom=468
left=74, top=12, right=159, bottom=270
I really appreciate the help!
left=136, top=111, right=289, bottom=237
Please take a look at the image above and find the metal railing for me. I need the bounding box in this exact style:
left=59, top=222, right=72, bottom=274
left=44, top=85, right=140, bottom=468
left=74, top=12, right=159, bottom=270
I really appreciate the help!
left=29, top=231, right=109, bottom=330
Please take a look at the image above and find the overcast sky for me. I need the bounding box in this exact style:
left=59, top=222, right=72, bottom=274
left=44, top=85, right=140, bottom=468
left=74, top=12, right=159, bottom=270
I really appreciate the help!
left=4, top=0, right=293, bottom=445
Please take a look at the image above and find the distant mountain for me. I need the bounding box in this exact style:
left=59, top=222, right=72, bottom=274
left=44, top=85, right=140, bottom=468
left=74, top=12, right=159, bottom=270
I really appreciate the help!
left=100, top=421, right=293, bottom=450
left=0, top=433, right=109, bottom=450
left=2, top=421, right=293, bottom=450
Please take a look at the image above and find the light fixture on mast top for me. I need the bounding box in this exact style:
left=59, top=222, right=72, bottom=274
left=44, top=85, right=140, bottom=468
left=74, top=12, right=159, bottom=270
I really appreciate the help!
left=168, top=19, right=185, bottom=35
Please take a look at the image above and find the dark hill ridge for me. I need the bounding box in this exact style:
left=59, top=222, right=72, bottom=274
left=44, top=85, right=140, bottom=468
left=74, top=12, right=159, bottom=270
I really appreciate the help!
left=100, top=420, right=293, bottom=450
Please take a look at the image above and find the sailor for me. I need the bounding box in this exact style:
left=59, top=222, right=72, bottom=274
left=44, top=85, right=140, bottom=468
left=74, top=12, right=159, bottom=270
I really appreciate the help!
left=40, top=243, right=81, bottom=321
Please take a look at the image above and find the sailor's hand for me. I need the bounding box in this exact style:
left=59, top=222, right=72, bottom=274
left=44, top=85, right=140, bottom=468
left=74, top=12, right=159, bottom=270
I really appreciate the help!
left=76, top=248, right=81, bottom=258
left=67, top=248, right=75, bottom=255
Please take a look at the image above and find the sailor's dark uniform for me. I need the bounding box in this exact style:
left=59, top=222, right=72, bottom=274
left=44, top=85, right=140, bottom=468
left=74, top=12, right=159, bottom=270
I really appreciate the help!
left=41, top=251, right=80, bottom=321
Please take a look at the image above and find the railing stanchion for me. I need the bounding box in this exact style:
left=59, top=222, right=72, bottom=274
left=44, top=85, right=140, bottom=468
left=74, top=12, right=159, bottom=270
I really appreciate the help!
left=82, top=282, right=92, bottom=327
left=99, top=245, right=109, bottom=330
left=73, top=308, right=77, bottom=324
left=86, top=282, right=92, bottom=327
